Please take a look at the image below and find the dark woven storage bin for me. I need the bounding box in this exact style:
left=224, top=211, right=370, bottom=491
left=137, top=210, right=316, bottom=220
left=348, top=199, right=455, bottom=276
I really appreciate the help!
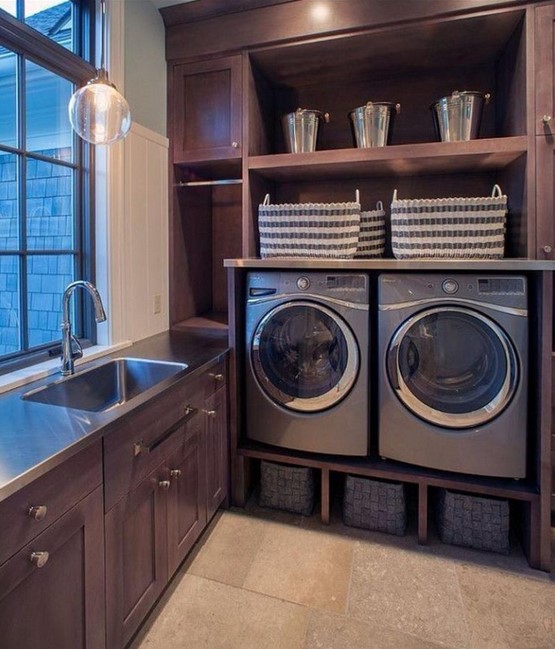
left=437, top=490, right=510, bottom=554
left=343, top=475, right=407, bottom=536
left=259, top=460, right=315, bottom=515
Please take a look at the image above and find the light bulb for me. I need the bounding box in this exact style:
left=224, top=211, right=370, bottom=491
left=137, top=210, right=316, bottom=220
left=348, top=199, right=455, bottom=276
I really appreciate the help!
left=69, top=71, right=131, bottom=145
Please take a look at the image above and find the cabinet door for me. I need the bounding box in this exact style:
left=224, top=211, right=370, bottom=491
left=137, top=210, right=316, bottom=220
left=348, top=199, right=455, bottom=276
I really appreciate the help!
left=535, top=4, right=555, bottom=136
left=105, top=466, right=168, bottom=649
left=0, top=487, right=105, bottom=649
left=167, top=414, right=206, bottom=575
left=171, top=55, right=242, bottom=163
left=536, top=138, right=555, bottom=259
left=205, top=387, right=229, bottom=520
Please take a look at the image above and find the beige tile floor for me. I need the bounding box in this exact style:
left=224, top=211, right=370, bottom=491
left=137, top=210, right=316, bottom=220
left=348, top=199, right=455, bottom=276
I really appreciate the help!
left=130, top=502, right=555, bottom=649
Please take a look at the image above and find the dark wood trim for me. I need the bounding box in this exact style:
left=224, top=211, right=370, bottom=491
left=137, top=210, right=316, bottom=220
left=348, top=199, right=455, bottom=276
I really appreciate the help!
left=166, top=0, right=539, bottom=62
left=161, top=0, right=299, bottom=27
left=321, top=468, right=330, bottom=525
left=418, top=484, right=428, bottom=545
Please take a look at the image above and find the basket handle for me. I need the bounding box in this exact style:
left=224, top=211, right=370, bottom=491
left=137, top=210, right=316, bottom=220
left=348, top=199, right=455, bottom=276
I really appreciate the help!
left=491, top=184, right=503, bottom=198
left=376, top=201, right=384, bottom=211
left=263, top=193, right=271, bottom=205
left=392, top=189, right=398, bottom=201
left=355, top=189, right=360, bottom=204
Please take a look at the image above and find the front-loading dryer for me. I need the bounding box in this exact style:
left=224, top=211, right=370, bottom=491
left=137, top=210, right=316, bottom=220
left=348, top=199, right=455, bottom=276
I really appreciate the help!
left=245, top=271, right=369, bottom=455
left=378, top=273, right=528, bottom=477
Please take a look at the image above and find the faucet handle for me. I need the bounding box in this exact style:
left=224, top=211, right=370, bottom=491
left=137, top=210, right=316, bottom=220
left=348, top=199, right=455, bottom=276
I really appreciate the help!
left=70, top=334, right=83, bottom=360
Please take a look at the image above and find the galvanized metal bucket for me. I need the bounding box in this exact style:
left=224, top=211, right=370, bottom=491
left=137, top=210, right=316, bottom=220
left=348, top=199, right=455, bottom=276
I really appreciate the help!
left=431, top=90, right=491, bottom=142
left=282, top=108, right=330, bottom=153
left=349, top=101, right=401, bottom=148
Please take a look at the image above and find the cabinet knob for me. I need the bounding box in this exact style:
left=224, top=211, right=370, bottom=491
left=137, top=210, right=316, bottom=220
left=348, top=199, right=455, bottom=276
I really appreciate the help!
left=542, top=115, right=552, bottom=124
left=158, top=480, right=171, bottom=490
left=231, top=141, right=239, bottom=148
left=28, top=505, right=48, bottom=521
left=210, top=373, right=224, bottom=382
left=170, top=469, right=182, bottom=478
left=30, top=551, right=49, bottom=568
left=203, top=409, right=217, bottom=417
left=543, top=244, right=553, bottom=254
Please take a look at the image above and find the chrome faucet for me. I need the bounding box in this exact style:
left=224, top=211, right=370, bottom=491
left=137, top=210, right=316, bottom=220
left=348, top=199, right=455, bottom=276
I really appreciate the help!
left=61, top=281, right=107, bottom=376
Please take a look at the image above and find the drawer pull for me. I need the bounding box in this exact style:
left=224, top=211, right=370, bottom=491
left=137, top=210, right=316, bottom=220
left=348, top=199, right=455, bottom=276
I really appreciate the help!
left=210, top=373, right=224, bottom=382
left=28, top=505, right=48, bottom=521
left=159, top=480, right=171, bottom=490
left=184, top=405, right=195, bottom=416
left=170, top=469, right=182, bottom=478
left=203, top=409, right=217, bottom=418
left=133, top=407, right=198, bottom=458
left=30, top=551, right=49, bottom=568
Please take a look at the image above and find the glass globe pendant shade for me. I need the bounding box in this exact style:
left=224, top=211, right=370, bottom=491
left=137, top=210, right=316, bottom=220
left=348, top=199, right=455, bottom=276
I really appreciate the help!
left=69, top=69, right=131, bottom=145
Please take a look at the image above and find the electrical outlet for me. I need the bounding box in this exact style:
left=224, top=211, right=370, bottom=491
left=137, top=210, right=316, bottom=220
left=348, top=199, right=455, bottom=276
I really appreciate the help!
left=153, top=294, right=162, bottom=315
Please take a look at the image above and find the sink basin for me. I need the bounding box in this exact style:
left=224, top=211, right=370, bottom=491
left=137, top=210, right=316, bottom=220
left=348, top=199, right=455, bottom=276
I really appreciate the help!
left=22, top=357, right=188, bottom=413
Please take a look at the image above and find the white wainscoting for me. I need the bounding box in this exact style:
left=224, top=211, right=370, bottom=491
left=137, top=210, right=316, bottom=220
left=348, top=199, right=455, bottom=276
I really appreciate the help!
left=123, top=122, right=170, bottom=342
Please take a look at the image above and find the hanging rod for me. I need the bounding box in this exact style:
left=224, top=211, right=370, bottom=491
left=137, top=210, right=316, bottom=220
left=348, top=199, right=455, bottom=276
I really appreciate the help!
left=175, top=179, right=243, bottom=187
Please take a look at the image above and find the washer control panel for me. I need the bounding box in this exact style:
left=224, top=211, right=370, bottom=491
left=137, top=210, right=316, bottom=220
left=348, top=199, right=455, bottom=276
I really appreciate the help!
left=442, top=279, right=459, bottom=295
left=296, top=276, right=311, bottom=290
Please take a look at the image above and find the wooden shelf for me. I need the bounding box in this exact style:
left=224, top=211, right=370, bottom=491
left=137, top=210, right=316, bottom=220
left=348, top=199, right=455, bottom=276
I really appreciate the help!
left=224, top=258, right=555, bottom=271
left=248, top=137, right=528, bottom=181
left=174, top=156, right=242, bottom=180
left=238, top=443, right=539, bottom=502
left=172, top=312, right=229, bottom=334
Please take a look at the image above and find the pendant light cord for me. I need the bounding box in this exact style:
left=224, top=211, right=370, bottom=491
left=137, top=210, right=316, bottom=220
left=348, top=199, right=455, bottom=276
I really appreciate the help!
left=100, top=0, right=106, bottom=71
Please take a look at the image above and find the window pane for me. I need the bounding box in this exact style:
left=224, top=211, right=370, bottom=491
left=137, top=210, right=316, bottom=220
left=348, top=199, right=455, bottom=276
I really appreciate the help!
left=26, top=160, right=73, bottom=250
left=27, top=254, right=74, bottom=347
left=0, top=151, right=19, bottom=251
left=25, top=1, right=74, bottom=52
left=0, top=0, right=16, bottom=17
left=0, top=255, right=21, bottom=355
left=26, top=59, right=73, bottom=162
left=0, top=48, right=18, bottom=148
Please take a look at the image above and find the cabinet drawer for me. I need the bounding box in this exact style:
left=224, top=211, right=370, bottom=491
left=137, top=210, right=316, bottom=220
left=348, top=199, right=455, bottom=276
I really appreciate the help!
left=104, top=379, right=201, bottom=511
left=0, top=440, right=102, bottom=566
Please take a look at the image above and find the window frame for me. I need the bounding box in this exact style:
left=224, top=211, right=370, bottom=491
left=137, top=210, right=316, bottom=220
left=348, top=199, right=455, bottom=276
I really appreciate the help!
left=0, top=0, right=97, bottom=373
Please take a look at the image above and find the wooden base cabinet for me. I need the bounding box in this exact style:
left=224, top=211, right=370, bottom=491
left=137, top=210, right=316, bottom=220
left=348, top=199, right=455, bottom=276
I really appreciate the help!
left=205, top=386, right=229, bottom=520
left=0, top=486, right=105, bottom=649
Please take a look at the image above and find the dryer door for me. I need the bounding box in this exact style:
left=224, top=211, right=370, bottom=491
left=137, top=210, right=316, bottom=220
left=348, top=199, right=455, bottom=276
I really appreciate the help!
left=251, top=301, right=359, bottom=412
left=387, top=306, right=518, bottom=428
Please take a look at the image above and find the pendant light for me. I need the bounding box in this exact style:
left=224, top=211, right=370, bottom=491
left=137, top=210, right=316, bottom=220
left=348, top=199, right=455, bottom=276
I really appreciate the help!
left=68, top=0, right=131, bottom=145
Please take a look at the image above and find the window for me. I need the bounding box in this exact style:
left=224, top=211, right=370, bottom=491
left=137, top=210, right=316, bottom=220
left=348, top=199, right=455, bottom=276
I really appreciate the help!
left=0, top=0, right=95, bottom=369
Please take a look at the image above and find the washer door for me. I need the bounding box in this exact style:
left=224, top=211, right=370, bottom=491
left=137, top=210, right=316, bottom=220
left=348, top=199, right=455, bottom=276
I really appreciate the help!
left=387, top=306, right=518, bottom=428
left=251, top=301, right=359, bottom=412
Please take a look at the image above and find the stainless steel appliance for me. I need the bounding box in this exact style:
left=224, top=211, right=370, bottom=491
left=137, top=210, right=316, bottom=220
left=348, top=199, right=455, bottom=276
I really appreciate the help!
left=245, top=271, right=369, bottom=455
left=378, top=273, right=528, bottom=477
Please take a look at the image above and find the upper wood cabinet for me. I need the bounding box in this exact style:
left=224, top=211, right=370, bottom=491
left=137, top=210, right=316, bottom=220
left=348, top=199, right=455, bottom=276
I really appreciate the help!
left=171, top=55, right=243, bottom=165
left=535, top=4, right=555, bottom=137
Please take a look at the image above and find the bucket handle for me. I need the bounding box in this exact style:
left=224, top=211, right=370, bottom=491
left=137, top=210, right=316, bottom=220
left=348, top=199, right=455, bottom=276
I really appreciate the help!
left=355, top=189, right=360, bottom=204
left=376, top=200, right=384, bottom=211
left=393, top=188, right=398, bottom=201
left=491, top=184, right=503, bottom=198
left=263, top=193, right=271, bottom=205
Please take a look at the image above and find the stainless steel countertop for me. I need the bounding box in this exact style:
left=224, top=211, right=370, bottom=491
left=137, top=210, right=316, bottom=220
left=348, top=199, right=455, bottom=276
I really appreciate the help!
left=224, top=258, right=555, bottom=270
left=0, top=329, right=228, bottom=504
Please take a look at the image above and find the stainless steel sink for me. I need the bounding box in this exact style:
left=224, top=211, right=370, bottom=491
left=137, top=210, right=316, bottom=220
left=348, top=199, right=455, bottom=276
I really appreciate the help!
left=22, top=357, right=188, bottom=413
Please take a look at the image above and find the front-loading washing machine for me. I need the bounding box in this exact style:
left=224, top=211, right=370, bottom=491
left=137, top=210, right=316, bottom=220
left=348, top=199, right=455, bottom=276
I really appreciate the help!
left=245, top=271, right=369, bottom=455
left=378, top=273, right=528, bottom=477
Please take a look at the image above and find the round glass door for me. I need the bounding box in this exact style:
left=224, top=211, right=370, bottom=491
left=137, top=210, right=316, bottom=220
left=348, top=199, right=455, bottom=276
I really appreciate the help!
left=387, top=306, right=518, bottom=428
left=251, top=301, right=359, bottom=412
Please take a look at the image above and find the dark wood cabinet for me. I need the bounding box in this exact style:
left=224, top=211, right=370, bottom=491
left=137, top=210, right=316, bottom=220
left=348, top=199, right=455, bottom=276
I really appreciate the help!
left=205, top=386, right=229, bottom=520
left=105, top=464, right=168, bottom=649
left=0, top=486, right=105, bottom=649
left=535, top=4, right=555, bottom=260
left=167, top=413, right=206, bottom=575
left=171, top=55, right=242, bottom=165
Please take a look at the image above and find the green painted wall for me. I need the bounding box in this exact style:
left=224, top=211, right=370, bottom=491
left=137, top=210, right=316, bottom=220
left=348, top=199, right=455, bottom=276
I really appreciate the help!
left=124, top=0, right=167, bottom=136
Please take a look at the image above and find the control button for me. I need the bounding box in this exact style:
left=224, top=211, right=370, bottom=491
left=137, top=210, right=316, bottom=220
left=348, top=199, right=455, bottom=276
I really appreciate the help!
left=296, top=276, right=310, bottom=290
left=442, top=279, right=459, bottom=295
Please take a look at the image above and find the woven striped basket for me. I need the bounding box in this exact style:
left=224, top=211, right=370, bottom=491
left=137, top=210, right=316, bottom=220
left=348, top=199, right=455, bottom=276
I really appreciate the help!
left=356, top=201, right=386, bottom=258
left=258, top=193, right=361, bottom=259
left=391, top=184, right=507, bottom=259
